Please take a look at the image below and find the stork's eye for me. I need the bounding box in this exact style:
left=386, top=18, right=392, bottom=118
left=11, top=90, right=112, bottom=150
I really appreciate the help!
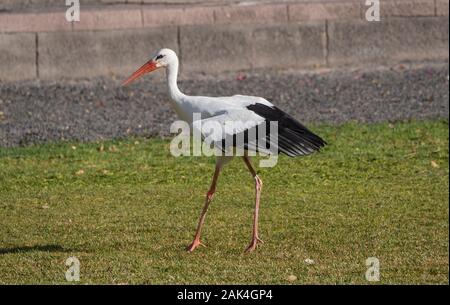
left=156, top=54, right=164, bottom=60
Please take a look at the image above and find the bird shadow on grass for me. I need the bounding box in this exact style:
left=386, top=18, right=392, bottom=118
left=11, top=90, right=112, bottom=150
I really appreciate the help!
left=0, top=244, right=77, bottom=255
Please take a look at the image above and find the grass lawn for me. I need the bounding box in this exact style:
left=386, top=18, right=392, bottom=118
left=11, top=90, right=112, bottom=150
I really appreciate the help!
left=0, top=120, right=448, bottom=284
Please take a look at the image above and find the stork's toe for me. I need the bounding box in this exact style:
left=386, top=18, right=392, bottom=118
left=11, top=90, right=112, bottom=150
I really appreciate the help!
left=245, top=237, right=264, bottom=253
left=186, top=239, right=206, bottom=252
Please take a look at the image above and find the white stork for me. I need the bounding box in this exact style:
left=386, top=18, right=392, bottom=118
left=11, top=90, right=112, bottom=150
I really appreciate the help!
left=123, top=48, right=326, bottom=253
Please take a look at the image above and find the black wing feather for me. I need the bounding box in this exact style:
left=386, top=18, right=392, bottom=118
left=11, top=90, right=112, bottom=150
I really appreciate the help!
left=246, top=103, right=327, bottom=157
left=217, top=103, right=326, bottom=157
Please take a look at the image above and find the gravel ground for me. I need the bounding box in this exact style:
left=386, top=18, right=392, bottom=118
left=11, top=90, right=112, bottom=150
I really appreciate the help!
left=0, top=64, right=448, bottom=147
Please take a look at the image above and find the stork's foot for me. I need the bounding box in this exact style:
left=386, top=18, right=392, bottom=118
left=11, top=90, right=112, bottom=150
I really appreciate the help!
left=245, top=236, right=264, bottom=253
left=186, top=239, right=205, bottom=253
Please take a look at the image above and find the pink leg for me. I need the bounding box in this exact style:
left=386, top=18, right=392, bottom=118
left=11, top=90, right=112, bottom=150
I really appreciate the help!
left=243, top=156, right=264, bottom=253
left=186, top=165, right=221, bottom=252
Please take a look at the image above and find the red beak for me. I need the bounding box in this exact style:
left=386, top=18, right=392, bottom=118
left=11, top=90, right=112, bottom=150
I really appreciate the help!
left=122, top=60, right=158, bottom=86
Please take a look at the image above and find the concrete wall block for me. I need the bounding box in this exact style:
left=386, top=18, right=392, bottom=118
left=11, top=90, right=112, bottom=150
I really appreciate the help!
left=328, top=17, right=449, bottom=66
left=289, top=1, right=361, bottom=21
left=214, top=4, right=288, bottom=24
left=0, top=33, right=36, bottom=81
left=38, top=28, right=178, bottom=80
left=436, top=0, right=449, bottom=16
left=0, top=11, right=72, bottom=33
left=143, top=6, right=214, bottom=27
left=252, top=22, right=327, bottom=69
left=73, top=8, right=142, bottom=31
left=180, top=25, right=253, bottom=73
left=380, top=0, right=436, bottom=17
left=359, top=0, right=436, bottom=18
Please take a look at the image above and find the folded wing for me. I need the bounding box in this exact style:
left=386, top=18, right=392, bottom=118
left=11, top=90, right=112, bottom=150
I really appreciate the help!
left=192, top=102, right=327, bottom=157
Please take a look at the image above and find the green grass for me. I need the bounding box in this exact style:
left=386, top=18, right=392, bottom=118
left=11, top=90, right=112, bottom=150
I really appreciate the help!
left=0, top=120, right=448, bottom=284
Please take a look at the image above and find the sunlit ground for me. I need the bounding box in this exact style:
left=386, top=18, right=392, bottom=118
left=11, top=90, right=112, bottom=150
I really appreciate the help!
left=0, top=120, right=448, bottom=284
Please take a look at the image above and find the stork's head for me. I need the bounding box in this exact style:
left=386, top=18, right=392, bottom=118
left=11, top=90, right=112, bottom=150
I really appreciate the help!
left=122, top=48, right=177, bottom=86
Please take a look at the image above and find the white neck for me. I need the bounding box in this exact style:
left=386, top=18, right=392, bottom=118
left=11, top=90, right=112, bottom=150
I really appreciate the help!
left=166, top=58, right=185, bottom=101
